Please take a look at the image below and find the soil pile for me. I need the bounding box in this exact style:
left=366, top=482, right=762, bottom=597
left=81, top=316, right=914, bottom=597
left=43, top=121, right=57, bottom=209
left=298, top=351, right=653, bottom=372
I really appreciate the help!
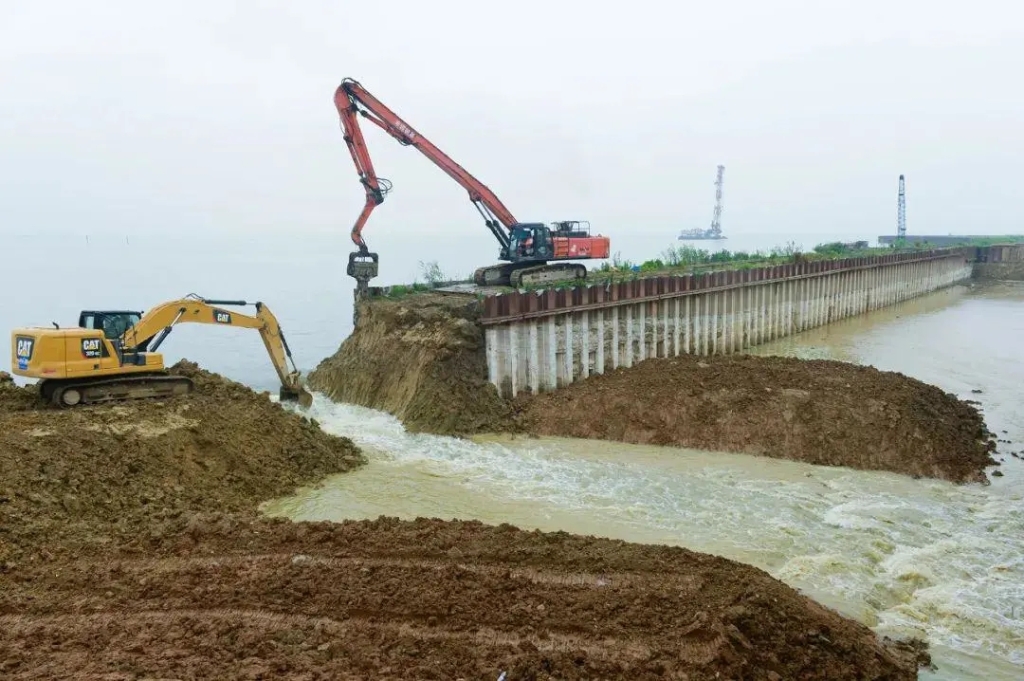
left=512, top=354, right=997, bottom=484
left=0, top=516, right=929, bottom=680
left=0, top=360, right=364, bottom=564
left=308, top=293, right=513, bottom=435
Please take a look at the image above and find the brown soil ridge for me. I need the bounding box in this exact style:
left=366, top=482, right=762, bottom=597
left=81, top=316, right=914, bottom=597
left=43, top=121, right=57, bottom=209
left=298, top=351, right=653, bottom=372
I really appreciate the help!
left=512, top=354, right=998, bottom=484
left=0, top=515, right=930, bottom=680
left=307, top=293, right=513, bottom=435
left=0, top=359, right=365, bottom=565
left=308, top=294, right=996, bottom=484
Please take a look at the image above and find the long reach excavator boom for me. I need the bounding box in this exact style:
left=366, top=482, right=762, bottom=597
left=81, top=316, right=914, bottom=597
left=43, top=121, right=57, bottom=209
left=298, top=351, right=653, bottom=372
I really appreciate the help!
left=11, top=294, right=313, bottom=408
left=334, top=77, right=610, bottom=292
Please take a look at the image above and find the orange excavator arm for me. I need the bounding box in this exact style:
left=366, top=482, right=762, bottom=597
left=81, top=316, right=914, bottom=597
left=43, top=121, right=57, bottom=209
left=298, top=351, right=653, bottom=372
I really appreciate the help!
left=334, top=78, right=517, bottom=257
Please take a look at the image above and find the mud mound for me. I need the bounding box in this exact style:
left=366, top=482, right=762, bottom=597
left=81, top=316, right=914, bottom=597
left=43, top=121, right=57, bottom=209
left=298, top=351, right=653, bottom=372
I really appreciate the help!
left=0, top=516, right=928, bottom=680
left=0, top=360, right=364, bottom=564
left=308, top=294, right=514, bottom=435
left=513, top=354, right=997, bottom=484
left=0, top=371, right=37, bottom=411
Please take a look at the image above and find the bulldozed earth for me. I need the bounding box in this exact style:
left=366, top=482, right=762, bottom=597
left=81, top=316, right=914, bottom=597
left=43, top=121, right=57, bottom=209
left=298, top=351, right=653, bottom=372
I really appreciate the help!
left=309, top=294, right=998, bottom=485
left=0, top=362, right=932, bottom=679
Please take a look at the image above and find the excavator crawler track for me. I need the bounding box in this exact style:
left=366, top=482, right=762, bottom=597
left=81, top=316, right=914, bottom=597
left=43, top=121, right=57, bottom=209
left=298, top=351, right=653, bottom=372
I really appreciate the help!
left=41, top=374, right=195, bottom=408
left=509, top=263, right=587, bottom=288
left=473, top=262, right=588, bottom=288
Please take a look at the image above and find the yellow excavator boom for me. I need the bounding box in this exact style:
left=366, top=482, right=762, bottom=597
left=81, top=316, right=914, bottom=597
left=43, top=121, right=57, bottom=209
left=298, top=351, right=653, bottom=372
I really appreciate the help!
left=10, top=293, right=313, bottom=408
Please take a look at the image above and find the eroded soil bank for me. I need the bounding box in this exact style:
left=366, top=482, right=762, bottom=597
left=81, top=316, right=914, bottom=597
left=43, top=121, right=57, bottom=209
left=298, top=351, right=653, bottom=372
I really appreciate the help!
left=311, top=294, right=997, bottom=484
left=0, top=363, right=929, bottom=679
left=308, top=293, right=512, bottom=435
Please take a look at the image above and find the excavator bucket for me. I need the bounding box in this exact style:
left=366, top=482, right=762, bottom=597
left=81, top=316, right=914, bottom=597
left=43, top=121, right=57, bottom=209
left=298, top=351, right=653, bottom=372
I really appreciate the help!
left=280, top=384, right=314, bottom=409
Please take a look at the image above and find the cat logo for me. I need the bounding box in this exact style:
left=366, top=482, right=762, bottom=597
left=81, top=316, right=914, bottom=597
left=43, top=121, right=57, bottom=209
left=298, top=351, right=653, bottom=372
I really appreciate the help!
left=214, top=310, right=232, bottom=324
left=15, top=336, right=34, bottom=369
left=16, top=337, right=34, bottom=371
left=81, top=337, right=103, bottom=359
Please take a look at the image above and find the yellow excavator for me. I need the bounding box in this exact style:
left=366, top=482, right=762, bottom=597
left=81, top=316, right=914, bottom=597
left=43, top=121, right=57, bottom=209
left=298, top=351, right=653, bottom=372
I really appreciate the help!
left=10, top=294, right=313, bottom=408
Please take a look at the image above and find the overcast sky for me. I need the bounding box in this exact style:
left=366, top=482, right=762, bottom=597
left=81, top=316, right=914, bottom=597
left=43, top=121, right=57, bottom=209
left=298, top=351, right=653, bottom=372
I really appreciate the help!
left=2, top=1, right=1021, bottom=244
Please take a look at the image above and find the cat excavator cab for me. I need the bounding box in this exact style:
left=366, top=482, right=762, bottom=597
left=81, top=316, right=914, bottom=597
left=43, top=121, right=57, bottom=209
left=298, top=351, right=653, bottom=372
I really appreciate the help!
left=10, top=294, right=313, bottom=408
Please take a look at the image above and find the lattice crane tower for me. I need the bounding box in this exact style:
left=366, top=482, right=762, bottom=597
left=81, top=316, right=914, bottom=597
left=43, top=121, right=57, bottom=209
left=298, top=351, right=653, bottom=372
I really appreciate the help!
left=897, top=174, right=906, bottom=239
left=710, top=165, right=725, bottom=238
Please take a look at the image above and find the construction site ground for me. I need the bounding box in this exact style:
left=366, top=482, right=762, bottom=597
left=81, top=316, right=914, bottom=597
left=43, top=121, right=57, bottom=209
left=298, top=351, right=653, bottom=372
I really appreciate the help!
left=0, top=362, right=932, bottom=679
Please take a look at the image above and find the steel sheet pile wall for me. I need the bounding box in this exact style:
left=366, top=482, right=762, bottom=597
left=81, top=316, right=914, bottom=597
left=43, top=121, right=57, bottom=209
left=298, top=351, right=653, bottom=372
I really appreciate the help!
left=481, top=249, right=974, bottom=398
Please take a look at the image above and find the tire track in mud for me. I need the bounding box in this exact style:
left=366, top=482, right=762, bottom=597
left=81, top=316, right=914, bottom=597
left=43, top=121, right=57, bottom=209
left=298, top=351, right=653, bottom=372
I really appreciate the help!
left=0, top=609, right=657, bottom=660
left=55, top=552, right=689, bottom=589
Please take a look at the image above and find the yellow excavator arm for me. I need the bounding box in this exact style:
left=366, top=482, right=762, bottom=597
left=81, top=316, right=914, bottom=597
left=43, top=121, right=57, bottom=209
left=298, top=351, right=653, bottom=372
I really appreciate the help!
left=121, top=295, right=312, bottom=406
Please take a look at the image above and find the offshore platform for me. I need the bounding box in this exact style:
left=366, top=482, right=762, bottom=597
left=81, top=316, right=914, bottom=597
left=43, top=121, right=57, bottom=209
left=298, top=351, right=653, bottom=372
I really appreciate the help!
left=679, top=164, right=728, bottom=241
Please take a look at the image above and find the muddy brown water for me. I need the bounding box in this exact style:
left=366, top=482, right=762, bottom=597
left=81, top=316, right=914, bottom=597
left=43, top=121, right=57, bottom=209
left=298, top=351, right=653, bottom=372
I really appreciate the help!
left=265, top=280, right=1024, bottom=680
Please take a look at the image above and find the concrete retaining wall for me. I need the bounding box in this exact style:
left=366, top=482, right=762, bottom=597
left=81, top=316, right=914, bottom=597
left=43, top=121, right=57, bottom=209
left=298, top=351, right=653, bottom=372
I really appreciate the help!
left=972, top=244, right=1024, bottom=280
left=481, top=250, right=973, bottom=398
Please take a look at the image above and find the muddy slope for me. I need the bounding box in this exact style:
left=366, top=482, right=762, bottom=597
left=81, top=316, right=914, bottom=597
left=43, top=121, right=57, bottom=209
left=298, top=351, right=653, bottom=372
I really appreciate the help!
left=513, top=354, right=997, bottom=484
left=1, top=516, right=929, bottom=680
left=308, top=293, right=513, bottom=435
left=0, top=360, right=365, bottom=564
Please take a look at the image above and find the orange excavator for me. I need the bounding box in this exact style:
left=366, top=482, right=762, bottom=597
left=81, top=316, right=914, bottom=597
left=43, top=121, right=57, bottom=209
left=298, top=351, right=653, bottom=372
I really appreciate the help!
left=334, top=78, right=611, bottom=293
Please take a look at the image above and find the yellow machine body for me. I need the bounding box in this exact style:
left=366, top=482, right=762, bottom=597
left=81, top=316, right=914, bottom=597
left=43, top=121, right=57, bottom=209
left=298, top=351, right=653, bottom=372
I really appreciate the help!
left=9, top=294, right=312, bottom=408
left=12, top=327, right=165, bottom=380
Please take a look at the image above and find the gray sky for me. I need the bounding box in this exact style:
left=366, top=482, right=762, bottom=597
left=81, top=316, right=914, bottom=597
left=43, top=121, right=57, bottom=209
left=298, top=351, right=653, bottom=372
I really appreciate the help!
left=2, top=1, right=1020, bottom=242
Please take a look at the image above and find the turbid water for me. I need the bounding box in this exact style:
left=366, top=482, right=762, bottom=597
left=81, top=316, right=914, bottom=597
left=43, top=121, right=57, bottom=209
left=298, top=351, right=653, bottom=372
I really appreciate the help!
left=264, top=279, right=1024, bottom=680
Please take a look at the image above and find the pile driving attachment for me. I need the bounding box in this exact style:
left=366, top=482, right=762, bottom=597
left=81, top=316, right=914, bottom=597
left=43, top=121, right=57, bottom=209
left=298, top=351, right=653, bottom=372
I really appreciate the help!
left=347, top=250, right=379, bottom=325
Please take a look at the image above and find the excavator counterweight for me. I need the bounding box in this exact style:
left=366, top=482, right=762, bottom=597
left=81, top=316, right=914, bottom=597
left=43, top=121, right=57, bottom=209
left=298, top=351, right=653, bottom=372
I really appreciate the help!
left=10, top=294, right=314, bottom=409
left=333, top=78, right=611, bottom=292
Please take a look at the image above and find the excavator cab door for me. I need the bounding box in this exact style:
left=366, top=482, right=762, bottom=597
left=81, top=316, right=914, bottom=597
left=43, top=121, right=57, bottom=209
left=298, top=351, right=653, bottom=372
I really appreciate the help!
left=530, top=225, right=553, bottom=259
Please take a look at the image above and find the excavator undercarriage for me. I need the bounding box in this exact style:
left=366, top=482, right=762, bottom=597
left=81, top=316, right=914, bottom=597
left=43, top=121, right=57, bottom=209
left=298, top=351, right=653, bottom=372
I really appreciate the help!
left=473, top=261, right=588, bottom=288
left=39, top=373, right=194, bottom=408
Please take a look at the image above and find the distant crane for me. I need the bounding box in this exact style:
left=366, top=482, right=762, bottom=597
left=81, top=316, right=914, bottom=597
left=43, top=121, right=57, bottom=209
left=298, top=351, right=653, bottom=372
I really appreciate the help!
left=678, top=164, right=727, bottom=241
left=897, top=174, right=906, bottom=240
left=710, top=164, right=725, bottom=238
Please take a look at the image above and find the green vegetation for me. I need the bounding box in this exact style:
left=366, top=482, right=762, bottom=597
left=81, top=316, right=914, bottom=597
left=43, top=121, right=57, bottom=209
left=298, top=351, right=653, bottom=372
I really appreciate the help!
left=376, top=260, right=473, bottom=299
left=375, top=235, right=1023, bottom=298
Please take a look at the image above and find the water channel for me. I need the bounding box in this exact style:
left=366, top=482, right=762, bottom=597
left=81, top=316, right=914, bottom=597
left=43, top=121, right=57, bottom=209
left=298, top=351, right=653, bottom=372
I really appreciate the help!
left=264, top=280, right=1024, bottom=680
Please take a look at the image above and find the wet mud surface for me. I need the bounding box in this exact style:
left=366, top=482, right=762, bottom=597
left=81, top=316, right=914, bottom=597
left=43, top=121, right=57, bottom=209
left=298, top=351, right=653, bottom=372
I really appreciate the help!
left=0, top=362, right=928, bottom=679
left=512, top=354, right=998, bottom=484
left=1, top=516, right=928, bottom=680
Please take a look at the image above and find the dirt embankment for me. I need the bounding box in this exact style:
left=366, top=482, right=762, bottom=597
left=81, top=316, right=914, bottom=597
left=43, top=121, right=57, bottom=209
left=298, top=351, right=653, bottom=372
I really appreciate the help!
left=512, top=355, right=998, bottom=484
left=308, top=293, right=513, bottom=435
left=0, top=361, right=930, bottom=679
left=308, top=295, right=996, bottom=484
left=0, top=360, right=365, bottom=565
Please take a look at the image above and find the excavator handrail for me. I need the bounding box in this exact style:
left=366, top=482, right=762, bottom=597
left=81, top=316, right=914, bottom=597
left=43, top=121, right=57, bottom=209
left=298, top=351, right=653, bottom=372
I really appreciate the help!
left=117, top=295, right=309, bottom=402
left=334, top=78, right=518, bottom=255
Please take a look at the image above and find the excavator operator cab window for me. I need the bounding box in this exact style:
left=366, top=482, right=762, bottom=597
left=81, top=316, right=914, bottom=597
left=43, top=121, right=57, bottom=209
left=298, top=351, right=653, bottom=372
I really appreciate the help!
left=509, top=225, right=532, bottom=258
left=79, top=311, right=147, bottom=350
